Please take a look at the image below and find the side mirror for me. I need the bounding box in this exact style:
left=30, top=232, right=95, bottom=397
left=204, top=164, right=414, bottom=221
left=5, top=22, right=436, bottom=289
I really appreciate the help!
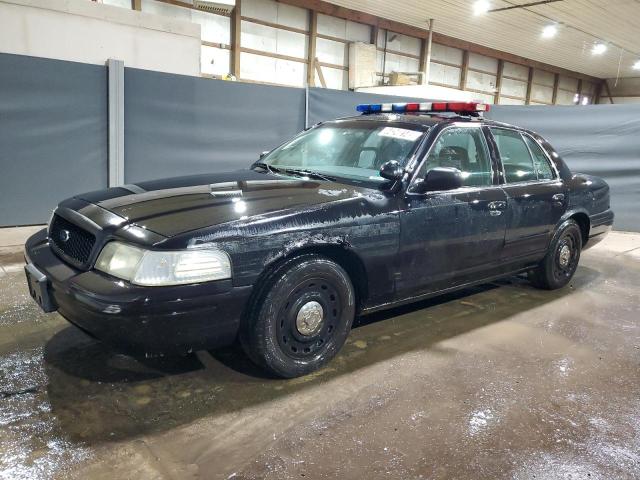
left=415, top=167, right=463, bottom=193
left=259, top=151, right=269, bottom=160
left=379, top=160, right=404, bottom=181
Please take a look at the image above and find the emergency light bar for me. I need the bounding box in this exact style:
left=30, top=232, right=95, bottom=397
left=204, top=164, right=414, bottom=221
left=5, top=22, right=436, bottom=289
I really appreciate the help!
left=356, top=101, right=490, bottom=115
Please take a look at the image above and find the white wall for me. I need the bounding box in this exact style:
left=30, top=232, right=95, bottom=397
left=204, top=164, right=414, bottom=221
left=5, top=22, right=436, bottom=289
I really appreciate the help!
left=0, top=0, right=201, bottom=76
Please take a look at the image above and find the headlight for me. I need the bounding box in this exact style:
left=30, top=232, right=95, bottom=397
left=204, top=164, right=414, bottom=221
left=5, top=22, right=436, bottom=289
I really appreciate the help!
left=95, top=242, right=231, bottom=286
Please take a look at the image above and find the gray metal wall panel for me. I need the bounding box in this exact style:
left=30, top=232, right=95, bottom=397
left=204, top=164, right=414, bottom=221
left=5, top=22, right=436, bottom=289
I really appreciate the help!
left=0, top=53, right=108, bottom=226
left=488, top=105, right=640, bottom=232
left=124, top=69, right=306, bottom=183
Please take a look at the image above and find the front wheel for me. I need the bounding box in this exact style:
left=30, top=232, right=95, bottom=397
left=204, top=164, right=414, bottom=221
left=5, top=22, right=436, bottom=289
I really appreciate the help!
left=240, top=254, right=356, bottom=378
left=528, top=219, right=582, bottom=290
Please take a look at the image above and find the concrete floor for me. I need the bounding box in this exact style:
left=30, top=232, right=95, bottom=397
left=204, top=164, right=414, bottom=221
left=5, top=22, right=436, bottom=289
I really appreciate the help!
left=1, top=227, right=639, bottom=480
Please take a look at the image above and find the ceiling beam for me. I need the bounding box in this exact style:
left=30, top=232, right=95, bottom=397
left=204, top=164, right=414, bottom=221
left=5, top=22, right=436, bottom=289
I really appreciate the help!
left=488, top=0, right=564, bottom=13
left=276, top=0, right=601, bottom=83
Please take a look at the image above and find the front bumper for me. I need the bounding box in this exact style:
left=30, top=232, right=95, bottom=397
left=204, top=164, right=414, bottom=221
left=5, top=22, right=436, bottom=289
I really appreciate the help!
left=24, top=229, right=252, bottom=355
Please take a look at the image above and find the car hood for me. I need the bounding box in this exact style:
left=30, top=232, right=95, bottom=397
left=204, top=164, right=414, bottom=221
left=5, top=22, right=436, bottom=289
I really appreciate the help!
left=75, top=170, right=377, bottom=237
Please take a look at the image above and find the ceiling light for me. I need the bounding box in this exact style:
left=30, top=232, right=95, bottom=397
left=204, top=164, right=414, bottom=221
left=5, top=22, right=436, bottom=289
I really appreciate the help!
left=591, top=43, right=607, bottom=55
left=633, top=60, right=640, bottom=70
left=473, top=0, right=490, bottom=15
left=541, top=24, right=557, bottom=38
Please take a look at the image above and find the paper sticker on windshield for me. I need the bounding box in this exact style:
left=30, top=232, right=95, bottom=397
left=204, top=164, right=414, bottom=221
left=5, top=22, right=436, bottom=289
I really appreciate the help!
left=378, top=127, right=422, bottom=141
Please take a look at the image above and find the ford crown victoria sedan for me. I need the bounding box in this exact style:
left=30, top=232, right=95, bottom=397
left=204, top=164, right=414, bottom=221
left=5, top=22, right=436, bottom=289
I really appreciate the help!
left=24, top=101, right=614, bottom=378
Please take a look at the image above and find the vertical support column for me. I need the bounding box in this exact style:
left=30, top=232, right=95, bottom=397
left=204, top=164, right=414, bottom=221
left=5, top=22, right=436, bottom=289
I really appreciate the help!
left=131, top=0, right=141, bottom=10
left=460, top=50, right=469, bottom=91
left=107, top=59, right=124, bottom=187
left=552, top=73, right=560, bottom=104
left=420, top=19, right=434, bottom=85
left=231, top=0, right=241, bottom=78
left=525, top=67, right=534, bottom=105
left=594, top=80, right=603, bottom=105
left=307, top=10, right=318, bottom=87
left=494, top=59, right=504, bottom=104
left=370, top=23, right=379, bottom=46
left=305, top=85, right=309, bottom=129
left=576, top=78, right=583, bottom=104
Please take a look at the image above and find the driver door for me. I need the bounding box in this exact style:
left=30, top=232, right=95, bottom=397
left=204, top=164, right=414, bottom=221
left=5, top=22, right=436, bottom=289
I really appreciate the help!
left=397, top=124, right=508, bottom=296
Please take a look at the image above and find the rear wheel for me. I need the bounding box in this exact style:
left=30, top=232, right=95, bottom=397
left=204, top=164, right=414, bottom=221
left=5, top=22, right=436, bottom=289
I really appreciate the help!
left=240, top=254, right=355, bottom=378
left=529, top=219, right=582, bottom=290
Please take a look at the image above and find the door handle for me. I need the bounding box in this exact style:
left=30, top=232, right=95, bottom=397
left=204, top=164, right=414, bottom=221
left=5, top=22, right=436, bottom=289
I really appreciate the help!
left=552, top=193, right=565, bottom=206
left=488, top=200, right=507, bottom=210
left=487, top=200, right=507, bottom=216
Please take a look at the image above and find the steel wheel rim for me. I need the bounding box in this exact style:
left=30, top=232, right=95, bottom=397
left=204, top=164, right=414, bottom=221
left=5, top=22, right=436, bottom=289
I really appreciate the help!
left=276, top=277, right=341, bottom=359
left=554, top=233, right=579, bottom=281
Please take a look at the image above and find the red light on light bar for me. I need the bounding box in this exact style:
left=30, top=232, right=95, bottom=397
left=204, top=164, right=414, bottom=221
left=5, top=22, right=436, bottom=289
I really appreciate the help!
left=405, top=103, right=420, bottom=111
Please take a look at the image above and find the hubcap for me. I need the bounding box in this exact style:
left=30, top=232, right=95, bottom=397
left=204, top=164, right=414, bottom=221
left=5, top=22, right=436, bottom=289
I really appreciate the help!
left=295, top=301, right=324, bottom=336
left=559, top=244, right=571, bottom=268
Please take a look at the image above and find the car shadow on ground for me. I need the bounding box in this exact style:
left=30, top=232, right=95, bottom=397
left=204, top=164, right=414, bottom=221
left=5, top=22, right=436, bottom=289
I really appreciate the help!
left=42, top=266, right=601, bottom=445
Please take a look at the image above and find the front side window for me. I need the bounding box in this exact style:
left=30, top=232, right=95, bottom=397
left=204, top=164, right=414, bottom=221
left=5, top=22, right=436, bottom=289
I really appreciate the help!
left=523, top=135, right=555, bottom=180
left=491, top=128, right=537, bottom=183
left=415, top=127, right=493, bottom=187
left=260, top=122, right=426, bottom=183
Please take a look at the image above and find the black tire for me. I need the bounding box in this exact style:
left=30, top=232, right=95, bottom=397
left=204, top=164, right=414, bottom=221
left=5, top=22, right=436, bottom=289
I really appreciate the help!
left=240, top=254, right=356, bottom=378
left=529, top=219, right=582, bottom=290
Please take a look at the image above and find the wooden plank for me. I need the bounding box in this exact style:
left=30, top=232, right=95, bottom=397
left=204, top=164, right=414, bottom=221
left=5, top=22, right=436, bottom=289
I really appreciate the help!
left=460, top=50, right=469, bottom=90
left=551, top=73, right=559, bottom=104
left=275, top=0, right=601, bottom=84
left=131, top=0, right=141, bottom=10
left=525, top=67, right=534, bottom=105
left=307, top=11, right=318, bottom=86
left=317, top=61, right=348, bottom=71
left=202, top=41, right=231, bottom=50
left=375, top=47, right=420, bottom=60
left=315, top=57, right=327, bottom=87
left=231, top=0, right=241, bottom=78
left=241, top=47, right=307, bottom=64
left=467, top=66, right=499, bottom=77
left=494, top=59, right=504, bottom=104
left=241, top=16, right=308, bottom=35
left=317, top=33, right=349, bottom=44
left=430, top=59, right=463, bottom=69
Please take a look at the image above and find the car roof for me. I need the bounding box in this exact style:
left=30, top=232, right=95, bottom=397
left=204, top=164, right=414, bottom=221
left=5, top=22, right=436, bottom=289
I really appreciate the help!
left=327, top=113, right=518, bottom=131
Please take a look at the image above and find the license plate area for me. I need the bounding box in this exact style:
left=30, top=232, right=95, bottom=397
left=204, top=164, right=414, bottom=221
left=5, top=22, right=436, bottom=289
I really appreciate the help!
left=24, top=263, right=57, bottom=313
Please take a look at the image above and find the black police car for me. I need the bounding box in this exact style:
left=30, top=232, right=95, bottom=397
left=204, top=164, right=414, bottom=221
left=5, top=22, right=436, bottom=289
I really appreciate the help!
left=24, top=101, right=614, bottom=378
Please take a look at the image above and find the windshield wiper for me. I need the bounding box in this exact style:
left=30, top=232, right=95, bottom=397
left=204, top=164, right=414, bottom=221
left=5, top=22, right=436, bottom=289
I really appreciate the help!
left=252, top=162, right=281, bottom=175
left=280, top=168, right=336, bottom=182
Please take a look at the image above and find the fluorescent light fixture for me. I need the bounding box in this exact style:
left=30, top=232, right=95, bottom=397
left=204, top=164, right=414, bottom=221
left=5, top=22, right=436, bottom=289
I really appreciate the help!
left=573, top=93, right=580, bottom=104
left=542, top=24, right=557, bottom=38
left=633, top=60, right=640, bottom=70
left=581, top=96, right=589, bottom=105
left=473, top=0, right=490, bottom=15
left=592, top=43, right=607, bottom=55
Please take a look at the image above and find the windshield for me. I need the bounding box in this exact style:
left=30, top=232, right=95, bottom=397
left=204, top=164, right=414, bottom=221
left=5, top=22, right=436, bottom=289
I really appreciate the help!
left=259, top=121, right=426, bottom=183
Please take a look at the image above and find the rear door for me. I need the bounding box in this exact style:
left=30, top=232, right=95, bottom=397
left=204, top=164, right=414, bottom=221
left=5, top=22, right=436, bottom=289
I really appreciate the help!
left=488, top=127, right=566, bottom=260
left=397, top=124, right=508, bottom=296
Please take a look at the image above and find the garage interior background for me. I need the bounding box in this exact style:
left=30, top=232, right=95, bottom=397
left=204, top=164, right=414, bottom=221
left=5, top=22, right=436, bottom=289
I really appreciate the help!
left=1, top=0, right=639, bottom=231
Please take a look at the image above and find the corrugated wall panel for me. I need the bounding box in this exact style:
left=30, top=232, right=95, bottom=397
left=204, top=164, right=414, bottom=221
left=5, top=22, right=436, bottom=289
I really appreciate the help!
left=0, top=53, right=108, bottom=226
